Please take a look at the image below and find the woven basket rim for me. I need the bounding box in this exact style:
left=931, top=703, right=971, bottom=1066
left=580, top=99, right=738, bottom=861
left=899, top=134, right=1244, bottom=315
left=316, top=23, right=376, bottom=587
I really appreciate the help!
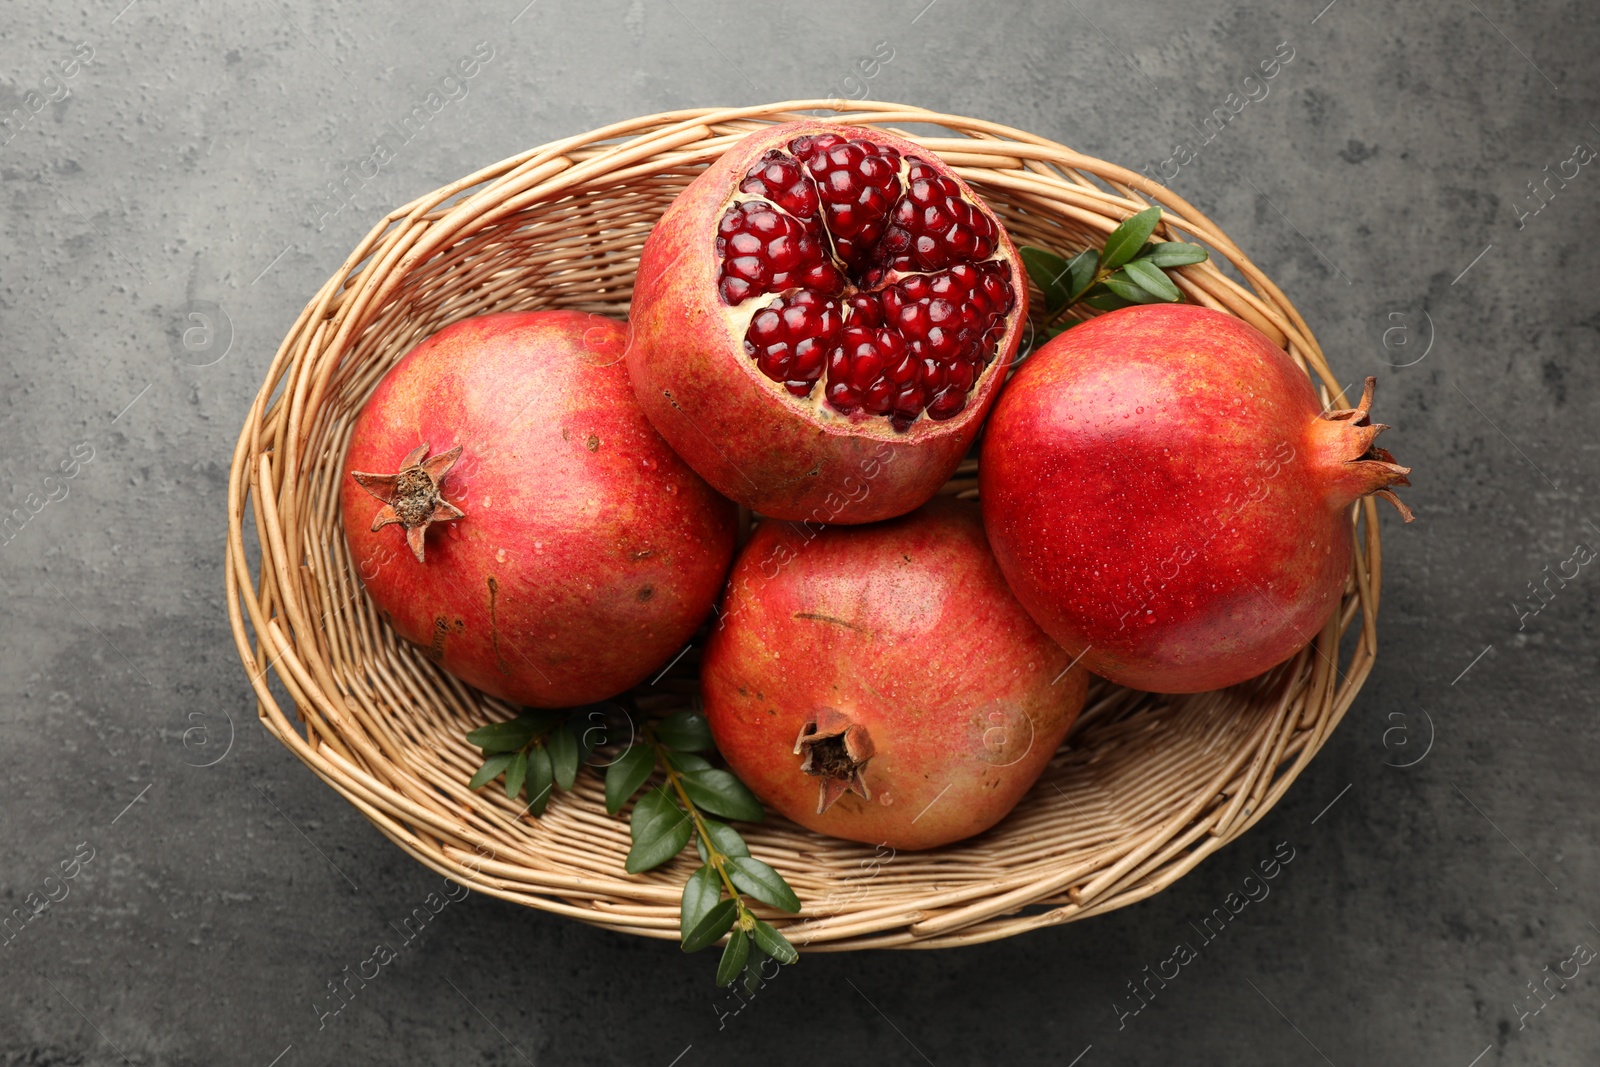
left=223, top=100, right=1383, bottom=951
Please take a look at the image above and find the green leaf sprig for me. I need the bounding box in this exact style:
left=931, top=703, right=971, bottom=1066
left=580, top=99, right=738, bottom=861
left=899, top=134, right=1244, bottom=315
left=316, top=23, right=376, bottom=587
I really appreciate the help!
left=1020, top=206, right=1209, bottom=341
left=608, top=709, right=802, bottom=986
left=466, top=710, right=590, bottom=816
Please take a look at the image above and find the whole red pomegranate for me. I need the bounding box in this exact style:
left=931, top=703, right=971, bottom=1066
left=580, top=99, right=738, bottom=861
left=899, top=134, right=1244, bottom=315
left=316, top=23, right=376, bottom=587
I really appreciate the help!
left=981, top=304, right=1413, bottom=694
left=701, top=497, right=1088, bottom=850
left=340, top=310, right=736, bottom=707
left=626, top=121, right=1027, bottom=525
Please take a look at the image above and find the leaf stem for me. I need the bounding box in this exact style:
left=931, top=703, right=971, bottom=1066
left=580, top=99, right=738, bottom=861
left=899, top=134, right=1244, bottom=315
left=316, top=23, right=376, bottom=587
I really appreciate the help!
left=650, top=730, right=754, bottom=931
left=1041, top=264, right=1112, bottom=329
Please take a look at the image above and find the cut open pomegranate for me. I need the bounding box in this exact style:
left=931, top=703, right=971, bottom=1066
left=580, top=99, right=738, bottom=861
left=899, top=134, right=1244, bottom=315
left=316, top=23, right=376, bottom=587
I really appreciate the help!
left=717, top=134, right=1015, bottom=429
left=627, top=121, right=1027, bottom=524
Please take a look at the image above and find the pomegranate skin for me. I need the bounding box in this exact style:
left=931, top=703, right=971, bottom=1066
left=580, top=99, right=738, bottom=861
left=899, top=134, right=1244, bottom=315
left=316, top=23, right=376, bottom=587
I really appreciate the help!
left=625, top=120, right=1027, bottom=525
left=981, top=304, right=1411, bottom=694
left=701, top=497, right=1088, bottom=850
left=340, top=311, right=737, bottom=707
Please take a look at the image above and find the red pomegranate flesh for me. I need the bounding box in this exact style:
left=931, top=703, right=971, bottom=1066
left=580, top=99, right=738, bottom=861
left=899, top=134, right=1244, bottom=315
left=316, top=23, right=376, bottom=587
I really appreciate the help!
left=627, top=121, right=1027, bottom=524
left=701, top=497, right=1088, bottom=850
left=340, top=310, right=737, bottom=707
left=981, top=304, right=1413, bottom=694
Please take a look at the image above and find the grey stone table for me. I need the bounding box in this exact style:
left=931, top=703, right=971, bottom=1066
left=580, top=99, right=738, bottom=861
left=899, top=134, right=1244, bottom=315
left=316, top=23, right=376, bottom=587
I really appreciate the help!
left=3, top=0, right=1596, bottom=1063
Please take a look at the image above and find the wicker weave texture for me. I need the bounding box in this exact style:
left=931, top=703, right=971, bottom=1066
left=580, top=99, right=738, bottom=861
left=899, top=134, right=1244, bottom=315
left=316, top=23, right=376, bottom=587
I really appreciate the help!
left=224, top=102, right=1383, bottom=951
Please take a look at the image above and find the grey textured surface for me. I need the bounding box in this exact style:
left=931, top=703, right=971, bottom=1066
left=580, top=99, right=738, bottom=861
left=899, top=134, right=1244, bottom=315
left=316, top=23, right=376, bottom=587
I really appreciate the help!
left=2, top=0, right=1597, bottom=1064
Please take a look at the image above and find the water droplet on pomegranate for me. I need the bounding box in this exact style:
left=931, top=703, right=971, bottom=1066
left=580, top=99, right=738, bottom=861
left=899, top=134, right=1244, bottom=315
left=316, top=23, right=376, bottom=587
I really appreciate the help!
left=1136, top=406, right=1144, bottom=413
left=641, top=456, right=656, bottom=471
left=496, top=548, right=507, bottom=563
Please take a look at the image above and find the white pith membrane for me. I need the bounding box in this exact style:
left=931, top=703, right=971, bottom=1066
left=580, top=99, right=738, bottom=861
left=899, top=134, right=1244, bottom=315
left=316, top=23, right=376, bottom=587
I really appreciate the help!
left=713, top=133, right=1019, bottom=433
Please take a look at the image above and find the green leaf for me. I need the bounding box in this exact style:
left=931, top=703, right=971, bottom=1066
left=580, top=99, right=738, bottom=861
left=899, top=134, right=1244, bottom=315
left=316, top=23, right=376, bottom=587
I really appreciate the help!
left=1079, top=287, right=1135, bottom=312
left=741, top=961, right=766, bottom=995
left=525, top=744, right=555, bottom=816
left=751, top=920, right=800, bottom=964
left=466, top=720, right=536, bottom=755
left=1019, top=246, right=1071, bottom=312
left=680, top=865, right=722, bottom=946
left=681, top=897, right=738, bottom=953
left=503, top=749, right=528, bottom=800
left=1102, top=271, right=1169, bottom=305
left=716, top=928, right=751, bottom=987
left=1101, top=206, right=1162, bottom=271
left=1141, top=241, right=1208, bottom=268
left=469, top=752, right=515, bottom=790
left=546, top=722, right=580, bottom=792
left=605, top=743, right=656, bottom=816
left=1065, top=248, right=1100, bottom=303
left=625, top=787, right=693, bottom=874
left=664, top=750, right=713, bottom=774
left=1122, top=259, right=1182, bottom=302
left=694, top=818, right=751, bottom=864
left=655, top=710, right=715, bottom=752
left=728, top=856, right=802, bottom=912
left=681, top=769, right=766, bottom=823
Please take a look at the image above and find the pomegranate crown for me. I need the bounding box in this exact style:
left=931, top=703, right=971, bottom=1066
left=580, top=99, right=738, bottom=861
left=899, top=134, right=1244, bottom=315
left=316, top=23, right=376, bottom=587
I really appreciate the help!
left=350, top=443, right=466, bottom=562
left=1321, top=377, right=1414, bottom=522
left=794, top=707, right=876, bottom=815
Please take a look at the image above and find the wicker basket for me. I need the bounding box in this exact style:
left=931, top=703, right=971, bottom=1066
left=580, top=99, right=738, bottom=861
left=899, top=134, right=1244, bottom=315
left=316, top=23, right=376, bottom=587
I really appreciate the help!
left=224, top=101, right=1384, bottom=950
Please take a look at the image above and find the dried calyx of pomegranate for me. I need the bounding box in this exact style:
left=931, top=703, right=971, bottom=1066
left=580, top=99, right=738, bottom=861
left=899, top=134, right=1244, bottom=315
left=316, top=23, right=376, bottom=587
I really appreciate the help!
left=350, top=443, right=465, bottom=563
left=717, top=133, right=1017, bottom=431
left=793, top=707, right=876, bottom=814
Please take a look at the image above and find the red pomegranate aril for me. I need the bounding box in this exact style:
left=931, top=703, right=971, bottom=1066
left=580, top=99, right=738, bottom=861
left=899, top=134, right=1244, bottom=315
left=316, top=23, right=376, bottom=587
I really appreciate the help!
left=792, top=338, right=826, bottom=379
left=846, top=292, right=883, bottom=327
left=859, top=380, right=891, bottom=414
left=891, top=388, right=926, bottom=429
left=767, top=235, right=803, bottom=271
left=826, top=380, right=857, bottom=412
left=895, top=301, right=930, bottom=335
left=927, top=388, right=965, bottom=421
left=843, top=331, right=885, bottom=383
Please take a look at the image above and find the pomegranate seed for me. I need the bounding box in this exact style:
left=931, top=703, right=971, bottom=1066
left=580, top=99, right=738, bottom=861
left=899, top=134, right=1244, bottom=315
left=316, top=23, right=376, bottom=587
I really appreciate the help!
left=846, top=291, right=884, bottom=328
left=926, top=386, right=967, bottom=420
left=726, top=140, right=1016, bottom=426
